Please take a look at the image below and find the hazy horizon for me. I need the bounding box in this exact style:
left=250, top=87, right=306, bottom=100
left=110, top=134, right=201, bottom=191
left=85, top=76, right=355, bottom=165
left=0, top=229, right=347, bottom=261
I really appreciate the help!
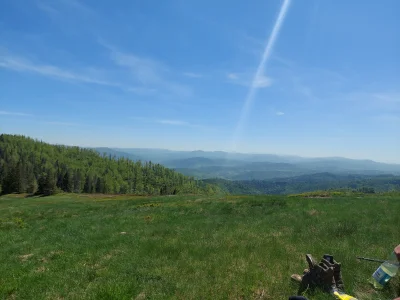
left=2, top=131, right=399, bottom=165
left=1, top=0, right=399, bottom=163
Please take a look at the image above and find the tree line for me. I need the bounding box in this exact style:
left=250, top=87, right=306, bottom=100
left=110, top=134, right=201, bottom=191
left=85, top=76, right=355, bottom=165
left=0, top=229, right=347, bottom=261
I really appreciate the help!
left=0, top=134, right=219, bottom=196
left=204, top=173, right=400, bottom=195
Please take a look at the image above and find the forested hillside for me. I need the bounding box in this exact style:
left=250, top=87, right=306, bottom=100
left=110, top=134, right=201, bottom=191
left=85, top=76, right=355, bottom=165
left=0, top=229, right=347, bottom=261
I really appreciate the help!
left=0, top=134, right=218, bottom=196
left=205, top=173, right=400, bottom=195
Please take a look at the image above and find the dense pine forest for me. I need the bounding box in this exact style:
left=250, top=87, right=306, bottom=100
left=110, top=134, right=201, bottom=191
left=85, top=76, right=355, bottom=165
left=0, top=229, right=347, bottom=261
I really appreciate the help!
left=0, top=134, right=218, bottom=196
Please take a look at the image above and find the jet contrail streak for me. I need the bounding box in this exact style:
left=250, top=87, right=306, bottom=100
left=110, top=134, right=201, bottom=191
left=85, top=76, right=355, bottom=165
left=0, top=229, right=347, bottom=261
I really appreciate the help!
left=231, top=0, right=291, bottom=151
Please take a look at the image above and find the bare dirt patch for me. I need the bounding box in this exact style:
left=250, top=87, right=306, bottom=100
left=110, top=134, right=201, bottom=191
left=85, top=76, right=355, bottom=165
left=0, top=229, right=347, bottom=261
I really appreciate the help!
left=308, top=209, right=319, bottom=216
left=19, top=253, right=34, bottom=262
left=34, top=266, right=47, bottom=273
left=135, top=292, right=146, bottom=300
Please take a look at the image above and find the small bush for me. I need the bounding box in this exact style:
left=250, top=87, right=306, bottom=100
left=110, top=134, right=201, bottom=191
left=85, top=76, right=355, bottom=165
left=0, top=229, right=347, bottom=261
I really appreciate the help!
left=357, top=187, right=375, bottom=194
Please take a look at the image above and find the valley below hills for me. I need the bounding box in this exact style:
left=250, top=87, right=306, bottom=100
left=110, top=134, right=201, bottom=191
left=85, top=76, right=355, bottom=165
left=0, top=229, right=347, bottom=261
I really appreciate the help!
left=95, top=147, right=400, bottom=179
left=95, top=147, right=400, bottom=194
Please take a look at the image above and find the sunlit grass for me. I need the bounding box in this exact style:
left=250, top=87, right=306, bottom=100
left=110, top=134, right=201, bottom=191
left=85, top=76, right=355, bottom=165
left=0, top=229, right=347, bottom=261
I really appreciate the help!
left=0, top=193, right=399, bottom=299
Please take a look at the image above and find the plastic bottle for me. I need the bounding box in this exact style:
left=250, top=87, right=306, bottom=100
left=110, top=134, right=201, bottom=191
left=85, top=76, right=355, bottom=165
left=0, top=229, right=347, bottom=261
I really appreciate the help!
left=371, top=251, right=399, bottom=289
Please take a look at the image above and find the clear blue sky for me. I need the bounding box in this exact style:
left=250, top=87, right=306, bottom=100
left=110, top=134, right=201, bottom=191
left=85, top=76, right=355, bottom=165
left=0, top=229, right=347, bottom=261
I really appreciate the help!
left=1, top=0, right=399, bottom=162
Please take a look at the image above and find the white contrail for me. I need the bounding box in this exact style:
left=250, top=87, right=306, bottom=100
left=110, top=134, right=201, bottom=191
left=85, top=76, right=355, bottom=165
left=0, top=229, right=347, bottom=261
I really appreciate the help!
left=231, top=0, right=291, bottom=151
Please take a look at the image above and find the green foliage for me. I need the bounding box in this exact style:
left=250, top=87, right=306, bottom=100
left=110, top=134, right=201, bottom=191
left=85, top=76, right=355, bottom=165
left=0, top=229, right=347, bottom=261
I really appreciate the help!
left=357, top=186, right=375, bottom=194
left=0, top=217, right=26, bottom=229
left=26, top=178, right=38, bottom=194
left=0, top=193, right=399, bottom=299
left=0, top=134, right=219, bottom=196
left=289, top=190, right=351, bottom=198
left=38, top=169, right=57, bottom=196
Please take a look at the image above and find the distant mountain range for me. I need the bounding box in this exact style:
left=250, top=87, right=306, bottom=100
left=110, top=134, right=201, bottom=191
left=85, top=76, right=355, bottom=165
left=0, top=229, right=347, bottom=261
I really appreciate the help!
left=94, top=147, right=400, bottom=180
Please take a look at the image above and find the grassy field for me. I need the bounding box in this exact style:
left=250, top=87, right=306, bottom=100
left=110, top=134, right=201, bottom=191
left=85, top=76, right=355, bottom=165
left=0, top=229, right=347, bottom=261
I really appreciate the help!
left=0, top=192, right=399, bottom=300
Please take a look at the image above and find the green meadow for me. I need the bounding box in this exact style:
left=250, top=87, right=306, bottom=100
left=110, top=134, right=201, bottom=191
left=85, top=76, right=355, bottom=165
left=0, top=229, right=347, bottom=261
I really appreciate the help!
left=1, top=193, right=399, bottom=299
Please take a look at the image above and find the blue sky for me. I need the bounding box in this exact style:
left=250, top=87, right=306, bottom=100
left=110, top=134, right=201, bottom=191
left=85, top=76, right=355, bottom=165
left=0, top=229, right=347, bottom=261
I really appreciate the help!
left=1, top=0, right=399, bottom=163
